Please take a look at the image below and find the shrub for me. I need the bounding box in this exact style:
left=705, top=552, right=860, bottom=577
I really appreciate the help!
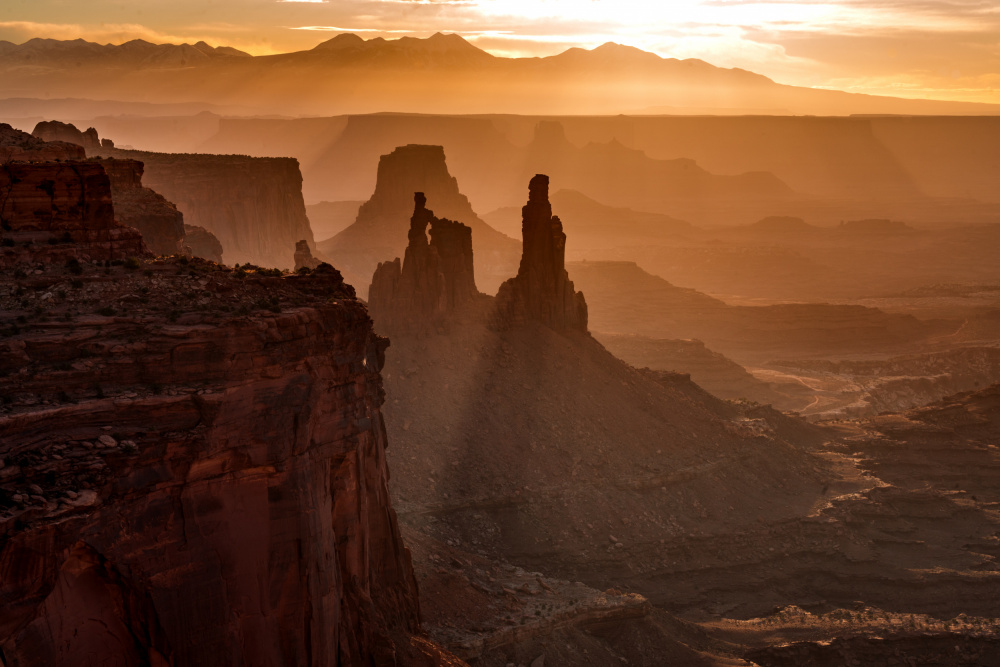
left=123, top=257, right=140, bottom=270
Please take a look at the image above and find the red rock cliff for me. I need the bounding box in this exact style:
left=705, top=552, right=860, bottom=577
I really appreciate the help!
left=98, top=149, right=314, bottom=269
left=183, top=224, right=225, bottom=263
left=0, top=160, right=148, bottom=267
left=0, top=165, right=451, bottom=664
left=94, top=157, right=191, bottom=257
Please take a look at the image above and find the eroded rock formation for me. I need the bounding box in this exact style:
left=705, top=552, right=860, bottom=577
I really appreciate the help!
left=1, top=123, right=84, bottom=162
left=183, top=224, right=225, bottom=263
left=96, top=149, right=315, bottom=269
left=0, top=163, right=440, bottom=664
left=0, top=161, right=148, bottom=267
left=368, top=192, right=479, bottom=334
left=95, top=157, right=187, bottom=256
left=493, top=174, right=588, bottom=332
left=320, top=144, right=519, bottom=296
left=32, top=120, right=102, bottom=152
left=294, top=239, right=321, bottom=271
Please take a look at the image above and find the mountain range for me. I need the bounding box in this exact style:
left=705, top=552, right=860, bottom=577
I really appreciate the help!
left=2, top=33, right=999, bottom=116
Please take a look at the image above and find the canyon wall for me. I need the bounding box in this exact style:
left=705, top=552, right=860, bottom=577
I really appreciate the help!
left=0, top=153, right=444, bottom=665
left=0, top=160, right=148, bottom=267
left=94, top=157, right=189, bottom=257
left=98, top=148, right=314, bottom=269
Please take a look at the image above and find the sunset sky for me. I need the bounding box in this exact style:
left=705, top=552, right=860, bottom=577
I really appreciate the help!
left=1, top=0, right=998, bottom=103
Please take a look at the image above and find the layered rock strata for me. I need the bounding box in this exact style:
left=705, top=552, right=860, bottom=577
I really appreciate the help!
left=94, top=157, right=188, bottom=256
left=0, top=160, right=148, bottom=267
left=34, top=120, right=312, bottom=269
left=368, top=192, right=479, bottom=335
left=99, top=149, right=315, bottom=269
left=0, top=162, right=443, bottom=665
left=493, top=174, right=588, bottom=332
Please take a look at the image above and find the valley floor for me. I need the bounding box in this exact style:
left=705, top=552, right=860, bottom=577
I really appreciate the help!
left=386, top=350, right=1000, bottom=664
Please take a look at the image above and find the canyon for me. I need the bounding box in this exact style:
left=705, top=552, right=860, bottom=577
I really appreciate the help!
left=29, top=121, right=313, bottom=270
left=4, top=93, right=1000, bottom=664
left=0, top=134, right=457, bottom=665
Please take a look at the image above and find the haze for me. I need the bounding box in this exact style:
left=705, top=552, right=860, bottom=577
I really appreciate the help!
left=4, top=1, right=1000, bottom=666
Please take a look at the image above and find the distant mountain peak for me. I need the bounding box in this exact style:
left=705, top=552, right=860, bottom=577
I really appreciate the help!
left=313, top=33, right=365, bottom=50
left=314, top=31, right=482, bottom=52
left=592, top=42, right=656, bottom=56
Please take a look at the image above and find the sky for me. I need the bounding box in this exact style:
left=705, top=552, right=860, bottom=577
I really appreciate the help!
left=1, top=0, right=999, bottom=104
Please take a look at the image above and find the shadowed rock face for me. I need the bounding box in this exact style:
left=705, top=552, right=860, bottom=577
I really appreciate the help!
left=0, top=161, right=149, bottom=267
left=95, top=147, right=314, bottom=270
left=95, top=157, right=186, bottom=256
left=183, top=224, right=224, bottom=263
left=321, top=144, right=518, bottom=296
left=493, top=174, right=588, bottom=333
left=369, top=192, right=479, bottom=335
left=0, top=170, right=430, bottom=664
left=32, top=120, right=102, bottom=152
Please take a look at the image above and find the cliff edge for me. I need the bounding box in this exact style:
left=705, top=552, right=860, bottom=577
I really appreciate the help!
left=0, top=158, right=454, bottom=665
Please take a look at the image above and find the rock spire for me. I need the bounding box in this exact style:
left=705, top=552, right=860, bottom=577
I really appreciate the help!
left=493, top=174, right=588, bottom=332
left=368, top=192, right=478, bottom=334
